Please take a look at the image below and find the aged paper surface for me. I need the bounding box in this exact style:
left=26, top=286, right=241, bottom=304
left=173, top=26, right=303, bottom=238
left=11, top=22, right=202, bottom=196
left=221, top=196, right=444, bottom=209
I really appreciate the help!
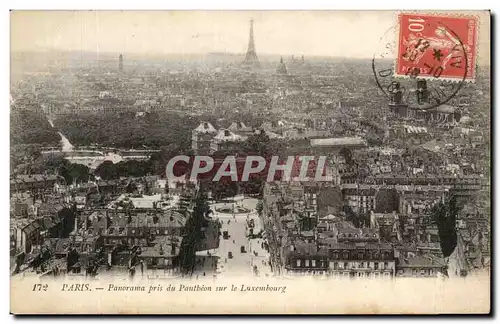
left=10, top=10, right=491, bottom=314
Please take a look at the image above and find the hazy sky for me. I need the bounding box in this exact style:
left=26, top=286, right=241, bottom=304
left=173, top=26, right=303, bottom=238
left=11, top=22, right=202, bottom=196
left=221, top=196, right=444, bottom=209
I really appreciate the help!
left=11, top=10, right=491, bottom=59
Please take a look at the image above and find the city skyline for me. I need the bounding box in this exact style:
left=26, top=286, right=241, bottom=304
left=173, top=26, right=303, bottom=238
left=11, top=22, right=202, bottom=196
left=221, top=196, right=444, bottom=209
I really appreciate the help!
left=11, top=11, right=491, bottom=61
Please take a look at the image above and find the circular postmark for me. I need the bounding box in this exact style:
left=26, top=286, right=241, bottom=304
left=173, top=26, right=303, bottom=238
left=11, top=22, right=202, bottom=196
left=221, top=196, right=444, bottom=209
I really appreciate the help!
left=372, top=15, right=470, bottom=111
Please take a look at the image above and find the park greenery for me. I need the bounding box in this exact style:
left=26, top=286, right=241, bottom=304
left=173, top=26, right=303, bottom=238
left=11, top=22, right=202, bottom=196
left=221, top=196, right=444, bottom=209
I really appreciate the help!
left=10, top=109, right=60, bottom=172
left=29, top=155, right=92, bottom=185
left=53, top=111, right=270, bottom=150
left=12, top=110, right=286, bottom=198
left=11, top=109, right=60, bottom=146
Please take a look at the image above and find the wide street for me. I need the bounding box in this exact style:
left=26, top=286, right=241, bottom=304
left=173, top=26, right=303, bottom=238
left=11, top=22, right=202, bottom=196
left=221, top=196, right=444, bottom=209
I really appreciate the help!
left=195, top=197, right=273, bottom=278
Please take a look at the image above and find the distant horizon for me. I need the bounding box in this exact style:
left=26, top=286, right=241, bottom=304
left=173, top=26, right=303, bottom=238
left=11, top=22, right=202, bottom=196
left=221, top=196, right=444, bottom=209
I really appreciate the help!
left=11, top=11, right=491, bottom=63
left=12, top=48, right=395, bottom=59
left=11, top=49, right=492, bottom=68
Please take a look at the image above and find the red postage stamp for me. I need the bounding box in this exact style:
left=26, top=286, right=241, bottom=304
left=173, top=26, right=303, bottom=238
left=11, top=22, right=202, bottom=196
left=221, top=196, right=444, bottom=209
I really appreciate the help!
left=396, top=13, right=478, bottom=81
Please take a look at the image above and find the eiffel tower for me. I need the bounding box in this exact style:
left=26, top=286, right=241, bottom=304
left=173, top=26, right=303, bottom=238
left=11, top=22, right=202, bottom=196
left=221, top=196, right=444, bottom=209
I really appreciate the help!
left=243, top=19, right=260, bottom=68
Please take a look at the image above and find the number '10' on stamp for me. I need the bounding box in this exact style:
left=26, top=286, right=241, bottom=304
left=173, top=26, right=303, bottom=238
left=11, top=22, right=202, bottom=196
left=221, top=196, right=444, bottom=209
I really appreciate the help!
left=396, top=12, right=478, bottom=82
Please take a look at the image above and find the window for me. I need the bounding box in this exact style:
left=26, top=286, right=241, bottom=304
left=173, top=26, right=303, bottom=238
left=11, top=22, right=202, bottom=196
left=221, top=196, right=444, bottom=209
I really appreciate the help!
left=305, top=260, right=310, bottom=267
left=296, top=259, right=301, bottom=267
left=379, top=262, right=384, bottom=270
left=384, top=262, right=389, bottom=270
left=344, top=262, right=348, bottom=269
left=311, top=260, right=316, bottom=267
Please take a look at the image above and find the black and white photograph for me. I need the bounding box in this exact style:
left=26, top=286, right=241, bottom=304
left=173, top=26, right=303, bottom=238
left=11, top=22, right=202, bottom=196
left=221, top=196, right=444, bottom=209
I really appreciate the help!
left=9, top=10, right=491, bottom=314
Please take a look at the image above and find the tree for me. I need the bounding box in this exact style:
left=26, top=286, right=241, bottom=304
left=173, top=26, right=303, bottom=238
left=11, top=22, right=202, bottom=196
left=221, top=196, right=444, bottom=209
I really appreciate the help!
left=10, top=109, right=60, bottom=146
left=10, top=144, right=42, bottom=174
left=95, top=161, right=119, bottom=180
left=375, top=188, right=400, bottom=213
left=430, top=196, right=458, bottom=258
left=339, top=148, right=353, bottom=165
left=239, top=176, right=264, bottom=196
left=256, top=200, right=263, bottom=217
left=115, top=160, right=152, bottom=178
left=245, top=131, right=271, bottom=156
left=209, top=180, right=238, bottom=201
left=60, top=163, right=91, bottom=185
left=343, top=205, right=361, bottom=228
left=54, top=111, right=206, bottom=150
left=30, top=154, right=69, bottom=176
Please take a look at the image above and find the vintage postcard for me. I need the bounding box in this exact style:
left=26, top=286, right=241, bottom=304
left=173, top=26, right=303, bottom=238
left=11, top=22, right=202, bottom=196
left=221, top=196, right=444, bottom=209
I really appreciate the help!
left=10, top=10, right=491, bottom=314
